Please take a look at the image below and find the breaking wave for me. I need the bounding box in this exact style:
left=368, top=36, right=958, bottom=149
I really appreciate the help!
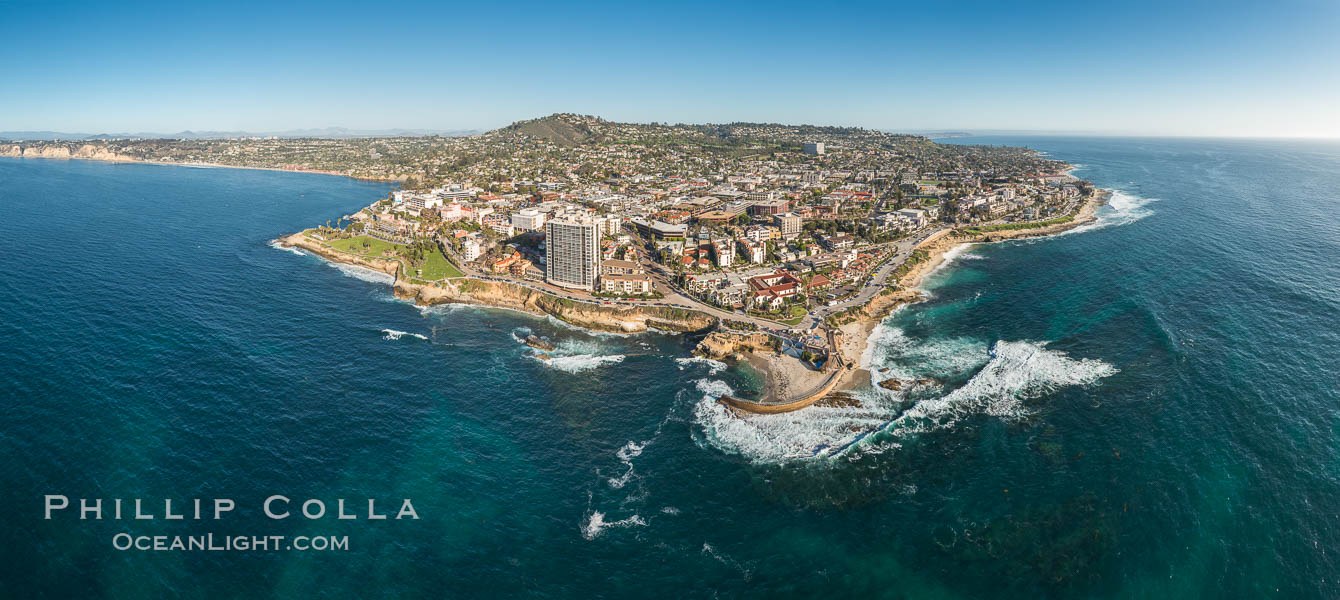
left=529, top=338, right=625, bottom=373
left=540, top=354, right=625, bottom=373
left=693, top=337, right=1116, bottom=464
left=675, top=356, right=728, bottom=375
left=863, top=324, right=990, bottom=379
left=267, top=239, right=307, bottom=256
left=382, top=329, right=428, bottom=341
left=330, top=262, right=395, bottom=285
left=892, top=340, right=1117, bottom=427
left=1062, top=189, right=1157, bottom=236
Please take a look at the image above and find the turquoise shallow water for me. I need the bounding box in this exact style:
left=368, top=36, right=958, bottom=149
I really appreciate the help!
left=2, top=137, right=1339, bottom=598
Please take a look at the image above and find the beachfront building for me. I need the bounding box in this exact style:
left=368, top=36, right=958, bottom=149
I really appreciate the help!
left=545, top=218, right=601, bottom=291
left=600, top=273, right=653, bottom=295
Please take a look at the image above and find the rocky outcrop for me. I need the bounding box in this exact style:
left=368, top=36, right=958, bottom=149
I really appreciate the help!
left=523, top=335, right=555, bottom=351
left=281, top=232, right=398, bottom=276
left=693, top=331, right=779, bottom=360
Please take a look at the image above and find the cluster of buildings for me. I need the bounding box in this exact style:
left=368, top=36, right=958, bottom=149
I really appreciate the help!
left=328, top=115, right=1084, bottom=313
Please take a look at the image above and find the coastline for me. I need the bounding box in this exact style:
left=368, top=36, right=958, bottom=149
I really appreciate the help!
left=0, top=147, right=404, bottom=183
left=839, top=190, right=1110, bottom=387
left=272, top=184, right=1110, bottom=415
left=278, top=232, right=717, bottom=335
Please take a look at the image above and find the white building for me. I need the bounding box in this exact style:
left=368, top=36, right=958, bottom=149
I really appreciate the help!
left=712, top=239, right=734, bottom=268
left=896, top=208, right=929, bottom=228
left=803, top=142, right=825, bottom=155
left=738, top=239, right=766, bottom=264
left=545, top=218, right=600, bottom=291
left=461, top=239, right=481, bottom=262
left=511, top=208, right=546, bottom=232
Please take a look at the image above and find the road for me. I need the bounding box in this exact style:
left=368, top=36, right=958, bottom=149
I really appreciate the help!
left=433, top=197, right=1086, bottom=335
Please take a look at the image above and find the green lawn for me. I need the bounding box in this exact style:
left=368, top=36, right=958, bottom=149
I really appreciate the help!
left=326, top=235, right=404, bottom=256
left=415, top=249, right=463, bottom=280
left=322, top=235, right=462, bottom=280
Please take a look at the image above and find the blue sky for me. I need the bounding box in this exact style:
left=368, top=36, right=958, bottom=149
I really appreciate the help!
left=1, top=0, right=1337, bottom=137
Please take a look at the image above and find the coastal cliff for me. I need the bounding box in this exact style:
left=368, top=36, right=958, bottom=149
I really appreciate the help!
left=281, top=232, right=399, bottom=276
left=2, top=143, right=138, bottom=162
left=398, top=278, right=717, bottom=334
left=279, top=232, right=716, bottom=334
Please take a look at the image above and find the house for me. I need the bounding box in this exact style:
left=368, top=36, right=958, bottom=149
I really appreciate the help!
left=823, top=234, right=855, bottom=251
left=747, top=270, right=803, bottom=309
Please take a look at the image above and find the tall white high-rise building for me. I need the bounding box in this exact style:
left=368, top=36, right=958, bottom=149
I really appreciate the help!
left=545, top=218, right=600, bottom=291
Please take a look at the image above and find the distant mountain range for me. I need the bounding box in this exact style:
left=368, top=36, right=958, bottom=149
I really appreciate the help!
left=0, top=127, right=480, bottom=141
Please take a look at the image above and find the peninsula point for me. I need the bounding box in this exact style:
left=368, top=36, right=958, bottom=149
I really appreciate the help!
left=7, top=114, right=1109, bottom=411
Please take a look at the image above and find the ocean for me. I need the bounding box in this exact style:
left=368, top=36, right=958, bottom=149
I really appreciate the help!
left=2, top=136, right=1339, bottom=598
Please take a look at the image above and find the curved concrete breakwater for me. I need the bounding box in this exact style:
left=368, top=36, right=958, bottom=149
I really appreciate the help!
left=279, top=189, right=1109, bottom=415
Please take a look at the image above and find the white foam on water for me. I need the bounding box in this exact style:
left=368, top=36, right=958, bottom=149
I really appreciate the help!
left=918, top=242, right=983, bottom=289
left=415, top=303, right=471, bottom=316
left=381, top=329, right=428, bottom=341
left=675, top=356, right=728, bottom=375
left=893, top=340, right=1116, bottom=426
left=692, top=387, right=896, bottom=463
left=528, top=337, right=627, bottom=373
left=692, top=338, right=1116, bottom=465
left=580, top=510, right=647, bottom=541
left=608, top=440, right=648, bottom=489
left=693, top=378, right=736, bottom=398
left=510, top=326, right=536, bottom=344
left=865, top=326, right=990, bottom=381
left=1061, top=189, right=1157, bottom=236
left=538, top=353, right=625, bottom=373
left=267, top=239, right=307, bottom=256
left=330, top=262, right=395, bottom=285
left=702, top=543, right=753, bottom=580
left=544, top=314, right=638, bottom=338
left=660, top=506, right=680, bottom=515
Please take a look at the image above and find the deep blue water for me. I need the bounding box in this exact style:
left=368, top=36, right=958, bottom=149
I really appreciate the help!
left=2, top=137, right=1339, bottom=598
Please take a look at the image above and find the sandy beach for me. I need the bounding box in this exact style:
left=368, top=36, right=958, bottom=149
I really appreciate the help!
left=839, top=191, right=1109, bottom=383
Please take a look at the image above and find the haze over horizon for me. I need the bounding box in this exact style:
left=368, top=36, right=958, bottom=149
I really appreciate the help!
left=3, top=0, right=1338, bottom=139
